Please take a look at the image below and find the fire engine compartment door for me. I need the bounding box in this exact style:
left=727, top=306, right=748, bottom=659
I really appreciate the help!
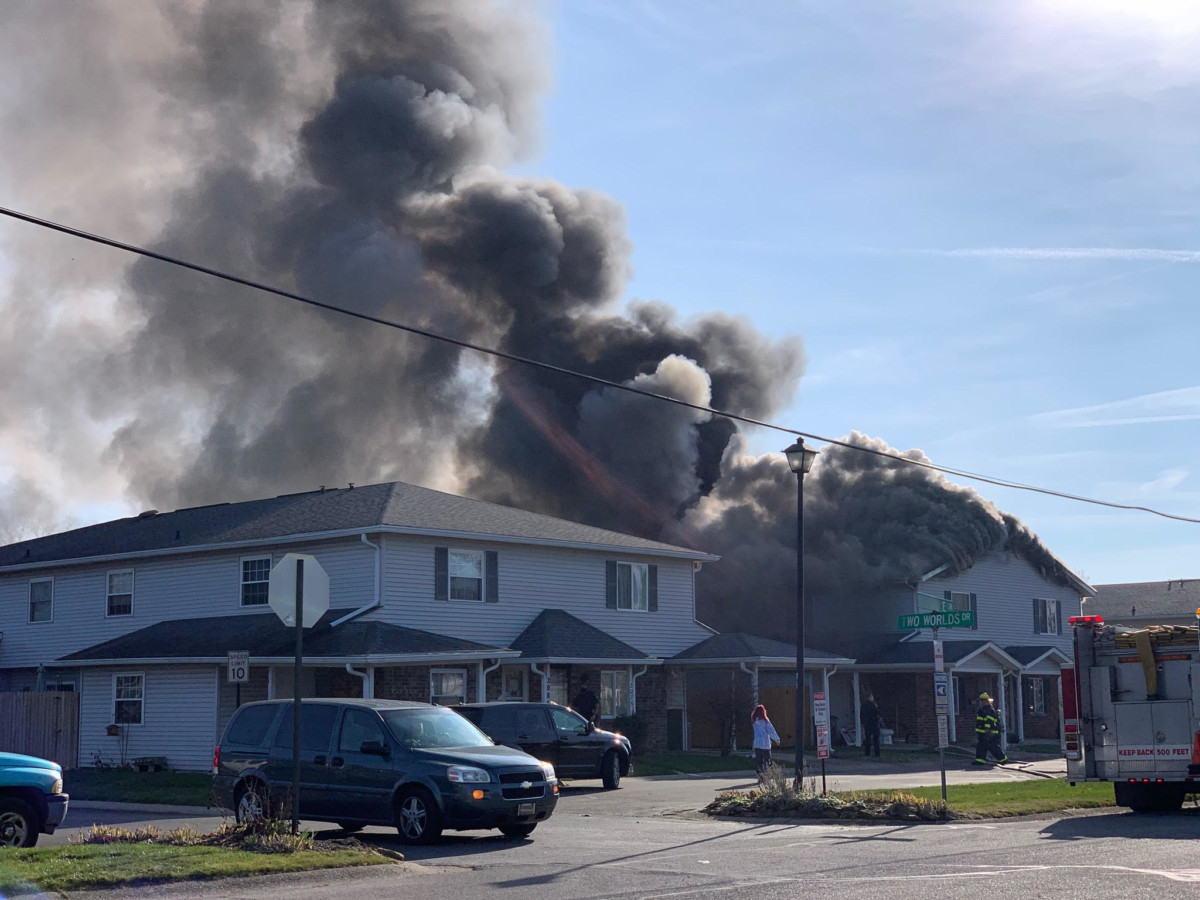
left=1113, top=702, right=1193, bottom=774
left=1191, top=665, right=1200, bottom=708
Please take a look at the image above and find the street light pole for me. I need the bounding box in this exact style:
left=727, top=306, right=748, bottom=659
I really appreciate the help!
left=783, top=439, right=818, bottom=786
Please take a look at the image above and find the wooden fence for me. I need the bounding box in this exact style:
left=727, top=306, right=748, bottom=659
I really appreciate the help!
left=0, top=691, right=79, bottom=768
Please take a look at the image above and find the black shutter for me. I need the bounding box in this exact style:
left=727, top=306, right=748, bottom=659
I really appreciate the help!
left=969, top=593, right=978, bottom=630
left=1033, top=598, right=1041, bottom=634
left=1055, top=600, right=1063, bottom=635
left=435, top=547, right=448, bottom=601
left=485, top=551, right=499, bottom=603
left=943, top=589, right=951, bottom=607
left=605, top=561, right=618, bottom=609
left=648, top=565, right=658, bottom=612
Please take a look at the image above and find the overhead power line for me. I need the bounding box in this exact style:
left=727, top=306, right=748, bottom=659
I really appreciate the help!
left=1, top=204, right=1197, bottom=526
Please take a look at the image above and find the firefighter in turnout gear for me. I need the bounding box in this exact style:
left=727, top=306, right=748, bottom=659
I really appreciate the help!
left=973, top=692, right=1008, bottom=765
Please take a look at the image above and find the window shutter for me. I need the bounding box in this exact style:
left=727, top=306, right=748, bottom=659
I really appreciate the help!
left=648, top=565, right=658, bottom=612
left=943, top=589, right=951, bottom=610
left=605, top=561, right=618, bottom=609
left=969, top=593, right=977, bottom=630
left=1033, top=599, right=1040, bottom=634
left=434, top=547, right=448, bottom=602
left=485, top=551, right=499, bottom=603
left=1055, top=600, right=1063, bottom=635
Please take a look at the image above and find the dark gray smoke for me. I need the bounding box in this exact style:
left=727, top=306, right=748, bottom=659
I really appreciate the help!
left=0, top=1, right=1068, bottom=643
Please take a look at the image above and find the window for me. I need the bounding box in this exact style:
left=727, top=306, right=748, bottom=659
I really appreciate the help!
left=241, top=556, right=271, bottom=606
left=338, top=708, right=388, bottom=753
left=449, top=550, right=483, bottom=602
left=224, top=705, right=279, bottom=746
left=943, top=590, right=977, bottom=630
left=500, top=665, right=527, bottom=700
left=1024, top=677, right=1047, bottom=716
left=548, top=667, right=569, bottom=707
left=430, top=669, right=467, bottom=706
left=29, top=578, right=53, bottom=623
left=549, top=705, right=590, bottom=736
left=273, top=703, right=339, bottom=751
left=617, top=562, right=648, bottom=611
left=107, top=570, right=134, bottom=617
left=1033, top=598, right=1060, bottom=635
left=113, top=674, right=144, bottom=725
left=600, top=669, right=631, bottom=717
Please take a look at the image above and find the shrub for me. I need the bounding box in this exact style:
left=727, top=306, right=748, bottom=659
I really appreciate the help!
left=611, top=714, right=647, bottom=747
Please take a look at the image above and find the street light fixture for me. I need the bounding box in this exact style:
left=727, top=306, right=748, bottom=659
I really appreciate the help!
left=782, top=438, right=818, bottom=784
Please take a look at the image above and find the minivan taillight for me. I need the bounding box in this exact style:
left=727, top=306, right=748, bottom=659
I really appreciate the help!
left=212, top=745, right=220, bottom=775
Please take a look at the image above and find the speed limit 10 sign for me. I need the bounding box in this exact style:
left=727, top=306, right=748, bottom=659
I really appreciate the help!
left=227, top=651, right=250, bottom=684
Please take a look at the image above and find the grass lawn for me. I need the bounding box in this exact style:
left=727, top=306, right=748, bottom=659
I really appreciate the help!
left=66, top=768, right=216, bottom=807
left=837, top=779, right=1117, bottom=818
left=0, top=843, right=386, bottom=894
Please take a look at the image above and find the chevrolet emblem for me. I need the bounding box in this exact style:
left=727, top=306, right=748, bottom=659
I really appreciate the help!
left=521, top=781, right=533, bottom=789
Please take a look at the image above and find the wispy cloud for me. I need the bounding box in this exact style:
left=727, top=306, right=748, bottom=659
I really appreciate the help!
left=920, top=247, right=1200, bottom=262
left=1036, top=386, right=1200, bottom=428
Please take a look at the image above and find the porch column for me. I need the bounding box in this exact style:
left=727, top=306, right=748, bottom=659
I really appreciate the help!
left=1016, top=674, right=1024, bottom=743
left=997, top=670, right=1007, bottom=752
left=852, top=671, right=861, bottom=747
left=267, top=666, right=276, bottom=700
left=1057, top=672, right=1066, bottom=752
left=477, top=661, right=485, bottom=702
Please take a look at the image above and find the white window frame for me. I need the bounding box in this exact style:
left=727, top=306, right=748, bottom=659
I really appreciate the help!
left=448, top=549, right=485, bottom=602
left=616, top=562, right=649, bottom=612
left=600, top=669, right=631, bottom=717
left=240, top=555, right=272, bottom=607
left=106, top=569, right=135, bottom=617
left=1033, top=598, right=1060, bottom=635
left=429, top=668, right=468, bottom=706
left=112, top=672, right=145, bottom=726
left=947, top=591, right=971, bottom=612
left=28, top=577, right=53, bottom=624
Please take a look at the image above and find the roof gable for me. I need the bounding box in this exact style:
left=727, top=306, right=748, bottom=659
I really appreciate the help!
left=672, top=632, right=852, bottom=664
left=509, top=609, right=651, bottom=661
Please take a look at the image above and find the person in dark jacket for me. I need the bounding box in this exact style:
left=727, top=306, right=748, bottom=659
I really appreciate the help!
left=973, top=692, right=1008, bottom=765
left=860, top=693, right=881, bottom=757
left=572, top=678, right=599, bottom=724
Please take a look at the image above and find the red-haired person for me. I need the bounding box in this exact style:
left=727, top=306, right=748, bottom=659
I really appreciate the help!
left=751, top=704, right=780, bottom=777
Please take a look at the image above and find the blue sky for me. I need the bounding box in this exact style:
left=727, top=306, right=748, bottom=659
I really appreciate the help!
left=513, top=0, right=1200, bottom=584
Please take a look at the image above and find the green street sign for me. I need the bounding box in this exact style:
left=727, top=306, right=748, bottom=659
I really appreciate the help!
left=898, top=610, right=976, bottom=630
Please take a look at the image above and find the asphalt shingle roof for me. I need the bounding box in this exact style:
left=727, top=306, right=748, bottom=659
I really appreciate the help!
left=0, top=481, right=714, bottom=568
left=1086, top=580, right=1200, bottom=622
left=57, top=608, right=507, bottom=662
left=853, top=640, right=990, bottom=667
left=671, top=633, right=851, bottom=663
left=509, top=609, right=651, bottom=661
left=1002, top=645, right=1066, bottom=665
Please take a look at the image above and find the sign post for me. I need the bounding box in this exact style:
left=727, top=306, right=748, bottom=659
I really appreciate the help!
left=813, top=691, right=829, bottom=794
left=268, top=554, right=330, bottom=834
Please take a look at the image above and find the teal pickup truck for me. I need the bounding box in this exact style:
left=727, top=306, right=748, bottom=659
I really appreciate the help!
left=0, top=752, right=69, bottom=847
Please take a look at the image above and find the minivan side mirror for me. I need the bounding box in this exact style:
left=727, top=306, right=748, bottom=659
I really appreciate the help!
left=584, top=721, right=595, bottom=735
left=360, top=740, right=390, bottom=757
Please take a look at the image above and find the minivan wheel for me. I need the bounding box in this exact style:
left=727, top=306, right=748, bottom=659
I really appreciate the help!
left=235, top=780, right=271, bottom=825
left=395, top=787, right=442, bottom=844
left=0, top=799, right=39, bottom=848
left=499, top=823, right=537, bottom=838
left=601, top=750, right=621, bottom=790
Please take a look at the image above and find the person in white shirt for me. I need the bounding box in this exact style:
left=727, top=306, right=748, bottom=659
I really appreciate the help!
left=751, top=704, right=781, bottom=778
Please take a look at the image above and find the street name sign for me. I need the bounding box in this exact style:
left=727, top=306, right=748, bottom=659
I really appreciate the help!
left=897, top=610, right=976, bottom=630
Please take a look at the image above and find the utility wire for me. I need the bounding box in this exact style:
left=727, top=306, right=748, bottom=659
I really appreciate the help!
left=2, top=204, right=1198, bottom=526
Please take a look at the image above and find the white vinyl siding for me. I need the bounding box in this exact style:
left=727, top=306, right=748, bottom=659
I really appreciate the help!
left=80, top=666, right=219, bottom=772
left=107, top=570, right=134, bottom=617
left=240, top=556, right=272, bottom=607
left=379, top=535, right=712, bottom=657
left=29, top=577, right=53, bottom=623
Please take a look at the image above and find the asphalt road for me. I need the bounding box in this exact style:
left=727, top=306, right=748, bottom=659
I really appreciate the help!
left=44, top=757, right=1200, bottom=900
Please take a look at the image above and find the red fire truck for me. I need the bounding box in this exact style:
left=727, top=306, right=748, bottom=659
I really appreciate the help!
left=1064, top=614, right=1200, bottom=811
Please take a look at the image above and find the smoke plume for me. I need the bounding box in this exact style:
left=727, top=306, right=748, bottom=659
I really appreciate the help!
left=0, top=1, right=1067, bottom=642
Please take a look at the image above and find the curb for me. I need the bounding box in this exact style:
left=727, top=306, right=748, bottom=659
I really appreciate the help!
left=71, top=800, right=229, bottom=816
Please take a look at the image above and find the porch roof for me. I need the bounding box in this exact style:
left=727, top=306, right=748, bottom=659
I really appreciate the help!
left=848, top=639, right=1021, bottom=671
left=1004, top=645, right=1072, bottom=670
left=509, top=609, right=657, bottom=664
left=671, top=633, right=853, bottom=666
left=56, top=609, right=517, bottom=667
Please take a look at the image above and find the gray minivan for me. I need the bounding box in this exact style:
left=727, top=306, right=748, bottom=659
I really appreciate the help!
left=212, top=699, right=558, bottom=843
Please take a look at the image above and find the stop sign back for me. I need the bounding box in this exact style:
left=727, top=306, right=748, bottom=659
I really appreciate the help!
left=268, top=553, right=330, bottom=628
